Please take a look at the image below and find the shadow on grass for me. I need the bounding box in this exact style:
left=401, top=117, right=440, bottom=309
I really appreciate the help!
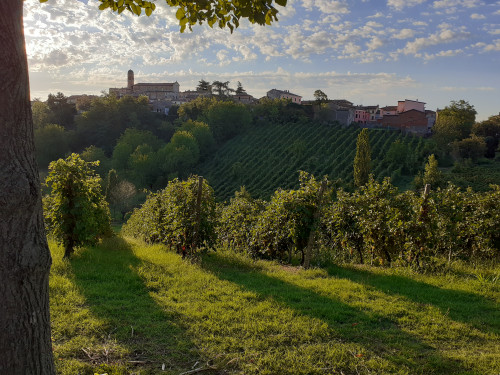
left=327, top=265, right=500, bottom=336
left=70, top=236, right=195, bottom=371
left=201, top=254, right=469, bottom=374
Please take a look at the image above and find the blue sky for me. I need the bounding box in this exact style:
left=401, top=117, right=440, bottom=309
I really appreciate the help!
left=24, top=0, right=500, bottom=120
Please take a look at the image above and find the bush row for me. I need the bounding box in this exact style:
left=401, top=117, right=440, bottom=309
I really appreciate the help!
left=123, top=174, right=500, bottom=268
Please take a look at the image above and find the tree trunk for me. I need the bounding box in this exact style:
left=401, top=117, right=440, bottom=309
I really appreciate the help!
left=0, top=2, right=56, bottom=374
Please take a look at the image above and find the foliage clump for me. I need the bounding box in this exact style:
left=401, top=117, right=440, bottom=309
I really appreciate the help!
left=249, top=172, right=329, bottom=263
left=123, top=176, right=216, bottom=255
left=216, top=187, right=265, bottom=253
left=43, top=153, right=111, bottom=258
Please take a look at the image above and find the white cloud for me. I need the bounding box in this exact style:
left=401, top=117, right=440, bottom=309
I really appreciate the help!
left=401, top=27, right=471, bottom=55
left=367, top=36, right=385, bottom=50
left=387, top=0, right=426, bottom=11
left=433, top=0, right=481, bottom=8
left=392, top=28, right=416, bottom=39
left=423, top=48, right=464, bottom=60
left=440, top=86, right=495, bottom=91
left=302, top=0, right=350, bottom=14
left=470, top=13, right=486, bottom=19
left=482, top=39, right=500, bottom=51
left=276, top=0, right=297, bottom=19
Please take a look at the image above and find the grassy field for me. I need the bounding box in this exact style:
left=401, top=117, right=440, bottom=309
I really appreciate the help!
left=50, top=236, right=500, bottom=374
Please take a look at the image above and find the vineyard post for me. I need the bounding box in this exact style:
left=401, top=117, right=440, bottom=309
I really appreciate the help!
left=304, top=179, right=328, bottom=269
left=193, top=176, right=204, bottom=252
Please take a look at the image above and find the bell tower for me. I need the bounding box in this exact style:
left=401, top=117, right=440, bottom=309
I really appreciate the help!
left=127, top=69, right=134, bottom=91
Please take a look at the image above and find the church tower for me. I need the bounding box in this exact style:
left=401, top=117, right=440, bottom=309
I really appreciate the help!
left=127, top=69, right=134, bottom=91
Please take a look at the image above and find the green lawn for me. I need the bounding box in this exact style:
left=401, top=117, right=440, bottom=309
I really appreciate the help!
left=49, top=237, right=500, bottom=374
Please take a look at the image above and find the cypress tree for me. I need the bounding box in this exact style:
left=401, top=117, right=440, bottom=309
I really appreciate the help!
left=354, top=128, right=371, bottom=187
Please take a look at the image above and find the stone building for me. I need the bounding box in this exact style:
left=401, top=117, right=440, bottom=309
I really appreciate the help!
left=109, top=70, right=180, bottom=101
left=266, top=89, right=302, bottom=104
left=109, top=70, right=181, bottom=114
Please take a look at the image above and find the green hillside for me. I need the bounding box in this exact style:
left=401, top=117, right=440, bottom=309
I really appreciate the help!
left=197, top=120, right=424, bottom=201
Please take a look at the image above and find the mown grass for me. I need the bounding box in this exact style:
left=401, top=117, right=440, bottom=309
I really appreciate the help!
left=50, top=236, right=500, bottom=374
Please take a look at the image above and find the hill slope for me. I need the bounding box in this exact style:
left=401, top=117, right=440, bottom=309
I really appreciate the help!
left=197, top=121, right=423, bottom=201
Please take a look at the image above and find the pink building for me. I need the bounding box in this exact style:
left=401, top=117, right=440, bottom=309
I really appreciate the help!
left=354, top=108, right=370, bottom=124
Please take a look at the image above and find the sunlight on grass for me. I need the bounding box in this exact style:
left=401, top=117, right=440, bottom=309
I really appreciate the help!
left=50, top=237, right=500, bottom=374
left=50, top=240, right=130, bottom=374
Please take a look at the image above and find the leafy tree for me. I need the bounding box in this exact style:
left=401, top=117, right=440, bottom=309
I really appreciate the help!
left=178, top=96, right=218, bottom=121
left=111, top=128, right=164, bottom=171
left=74, top=95, right=94, bottom=112
left=433, top=100, right=477, bottom=149
left=34, top=124, right=70, bottom=169
left=46, top=92, right=77, bottom=129
left=472, top=115, right=500, bottom=158
left=75, top=95, right=163, bottom=153
left=128, top=143, right=158, bottom=188
left=385, top=139, right=407, bottom=165
left=157, top=131, right=200, bottom=178
left=452, top=136, right=486, bottom=161
left=81, top=145, right=111, bottom=178
left=32, top=100, right=51, bottom=129
left=211, top=80, right=233, bottom=97
left=203, top=100, right=252, bottom=143
left=97, top=0, right=286, bottom=32
left=313, top=89, right=328, bottom=103
left=235, top=81, right=246, bottom=95
left=43, top=154, right=111, bottom=259
left=196, top=79, right=211, bottom=92
left=252, top=97, right=302, bottom=125
left=353, top=129, right=371, bottom=187
left=1, top=0, right=287, bottom=371
left=384, top=139, right=420, bottom=174
left=179, top=120, right=216, bottom=157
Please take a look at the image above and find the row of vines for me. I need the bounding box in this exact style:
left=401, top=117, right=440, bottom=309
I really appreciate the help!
left=123, top=174, right=499, bottom=270
left=197, top=121, right=422, bottom=201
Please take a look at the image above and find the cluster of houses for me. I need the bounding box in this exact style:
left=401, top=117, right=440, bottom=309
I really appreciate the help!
left=305, top=98, right=436, bottom=136
left=103, top=70, right=435, bottom=136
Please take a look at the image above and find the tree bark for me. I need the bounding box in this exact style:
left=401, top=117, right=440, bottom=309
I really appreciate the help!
left=0, top=2, right=56, bottom=374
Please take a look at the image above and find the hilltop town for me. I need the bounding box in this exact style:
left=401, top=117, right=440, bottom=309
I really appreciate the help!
left=99, top=70, right=436, bottom=136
